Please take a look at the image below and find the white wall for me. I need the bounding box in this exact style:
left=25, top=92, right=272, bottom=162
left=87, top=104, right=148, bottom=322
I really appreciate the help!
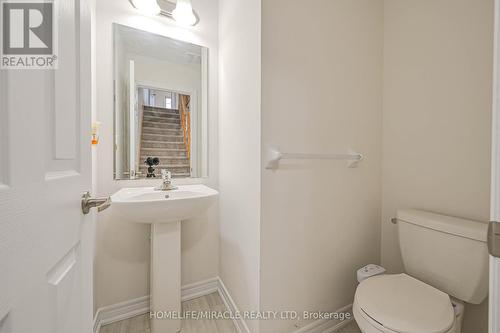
left=260, top=1, right=383, bottom=332
left=94, top=0, right=219, bottom=311
left=93, top=3, right=494, bottom=333
left=381, top=1, right=494, bottom=332
left=218, top=0, right=262, bottom=332
left=133, top=55, right=201, bottom=96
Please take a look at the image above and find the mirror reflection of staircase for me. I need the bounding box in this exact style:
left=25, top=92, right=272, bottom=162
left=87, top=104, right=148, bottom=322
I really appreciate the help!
left=139, top=105, right=191, bottom=178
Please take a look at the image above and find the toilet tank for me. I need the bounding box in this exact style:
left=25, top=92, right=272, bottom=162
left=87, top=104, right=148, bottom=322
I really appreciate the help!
left=397, top=209, right=489, bottom=304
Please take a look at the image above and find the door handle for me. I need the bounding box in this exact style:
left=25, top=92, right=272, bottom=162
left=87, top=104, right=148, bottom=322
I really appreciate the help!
left=488, top=221, right=500, bottom=258
left=81, top=191, right=112, bottom=215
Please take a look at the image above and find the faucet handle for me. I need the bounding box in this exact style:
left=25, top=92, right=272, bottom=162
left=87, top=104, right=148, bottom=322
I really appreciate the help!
left=161, top=169, right=171, bottom=180
left=155, top=169, right=177, bottom=191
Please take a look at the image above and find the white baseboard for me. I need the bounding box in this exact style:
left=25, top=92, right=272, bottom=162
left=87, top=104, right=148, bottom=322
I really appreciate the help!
left=216, top=278, right=251, bottom=333
left=93, top=278, right=352, bottom=333
left=93, top=277, right=248, bottom=333
left=292, top=304, right=354, bottom=333
left=181, top=277, right=219, bottom=302
left=93, top=295, right=150, bottom=333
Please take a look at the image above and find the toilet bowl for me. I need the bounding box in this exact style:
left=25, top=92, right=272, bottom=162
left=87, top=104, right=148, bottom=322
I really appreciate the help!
left=352, top=209, right=488, bottom=333
left=353, top=274, right=463, bottom=333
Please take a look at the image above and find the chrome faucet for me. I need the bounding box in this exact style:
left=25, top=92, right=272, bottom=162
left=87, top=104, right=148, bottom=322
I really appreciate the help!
left=155, top=169, right=178, bottom=191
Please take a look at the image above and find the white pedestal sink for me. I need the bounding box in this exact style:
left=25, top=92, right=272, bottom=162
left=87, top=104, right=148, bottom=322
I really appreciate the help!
left=110, top=185, right=218, bottom=333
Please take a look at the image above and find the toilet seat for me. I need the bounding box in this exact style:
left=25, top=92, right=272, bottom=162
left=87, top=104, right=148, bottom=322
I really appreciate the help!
left=354, top=274, right=455, bottom=333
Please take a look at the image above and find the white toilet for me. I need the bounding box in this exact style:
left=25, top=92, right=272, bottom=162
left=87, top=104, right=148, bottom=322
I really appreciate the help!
left=353, top=209, right=489, bottom=333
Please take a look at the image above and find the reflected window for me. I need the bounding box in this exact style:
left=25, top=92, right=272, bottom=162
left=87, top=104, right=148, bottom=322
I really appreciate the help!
left=165, top=97, right=172, bottom=109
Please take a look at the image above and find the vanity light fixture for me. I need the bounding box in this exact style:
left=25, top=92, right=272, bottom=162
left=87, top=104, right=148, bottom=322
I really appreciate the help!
left=130, top=0, right=200, bottom=26
left=171, top=0, right=197, bottom=26
left=130, top=0, right=161, bottom=15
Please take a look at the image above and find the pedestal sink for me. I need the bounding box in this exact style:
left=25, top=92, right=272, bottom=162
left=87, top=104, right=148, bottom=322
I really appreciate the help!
left=110, top=185, right=218, bottom=333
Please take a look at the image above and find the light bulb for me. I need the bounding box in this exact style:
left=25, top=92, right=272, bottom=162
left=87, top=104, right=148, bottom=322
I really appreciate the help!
left=131, top=0, right=161, bottom=16
left=172, top=0, right=197, bottom=26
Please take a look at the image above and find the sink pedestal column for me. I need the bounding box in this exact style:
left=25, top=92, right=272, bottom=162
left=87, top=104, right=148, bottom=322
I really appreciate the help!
left=150, top=221, right=181, bottom=333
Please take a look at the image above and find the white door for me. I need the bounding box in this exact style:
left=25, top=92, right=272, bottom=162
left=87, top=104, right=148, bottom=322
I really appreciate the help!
left=0, top=0, right=94, bottom=332
left=491, top=1, right=500, bottom=332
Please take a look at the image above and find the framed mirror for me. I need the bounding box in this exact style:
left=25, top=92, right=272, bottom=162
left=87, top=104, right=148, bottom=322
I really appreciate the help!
left=113, top=23, right=208, bottom=180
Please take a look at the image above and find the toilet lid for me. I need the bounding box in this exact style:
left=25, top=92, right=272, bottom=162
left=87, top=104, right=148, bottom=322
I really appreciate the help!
left=355, top=274, right=455, bottom=333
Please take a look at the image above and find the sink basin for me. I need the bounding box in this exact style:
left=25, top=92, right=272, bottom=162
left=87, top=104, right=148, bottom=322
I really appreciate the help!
left=109, top=184, right=218, bottom=333
left=111, top=185, right=218, bottom=223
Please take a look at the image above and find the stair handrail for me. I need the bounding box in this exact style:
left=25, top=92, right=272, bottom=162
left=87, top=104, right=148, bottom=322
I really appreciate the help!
left=179, top=95, right=191, bottom=159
